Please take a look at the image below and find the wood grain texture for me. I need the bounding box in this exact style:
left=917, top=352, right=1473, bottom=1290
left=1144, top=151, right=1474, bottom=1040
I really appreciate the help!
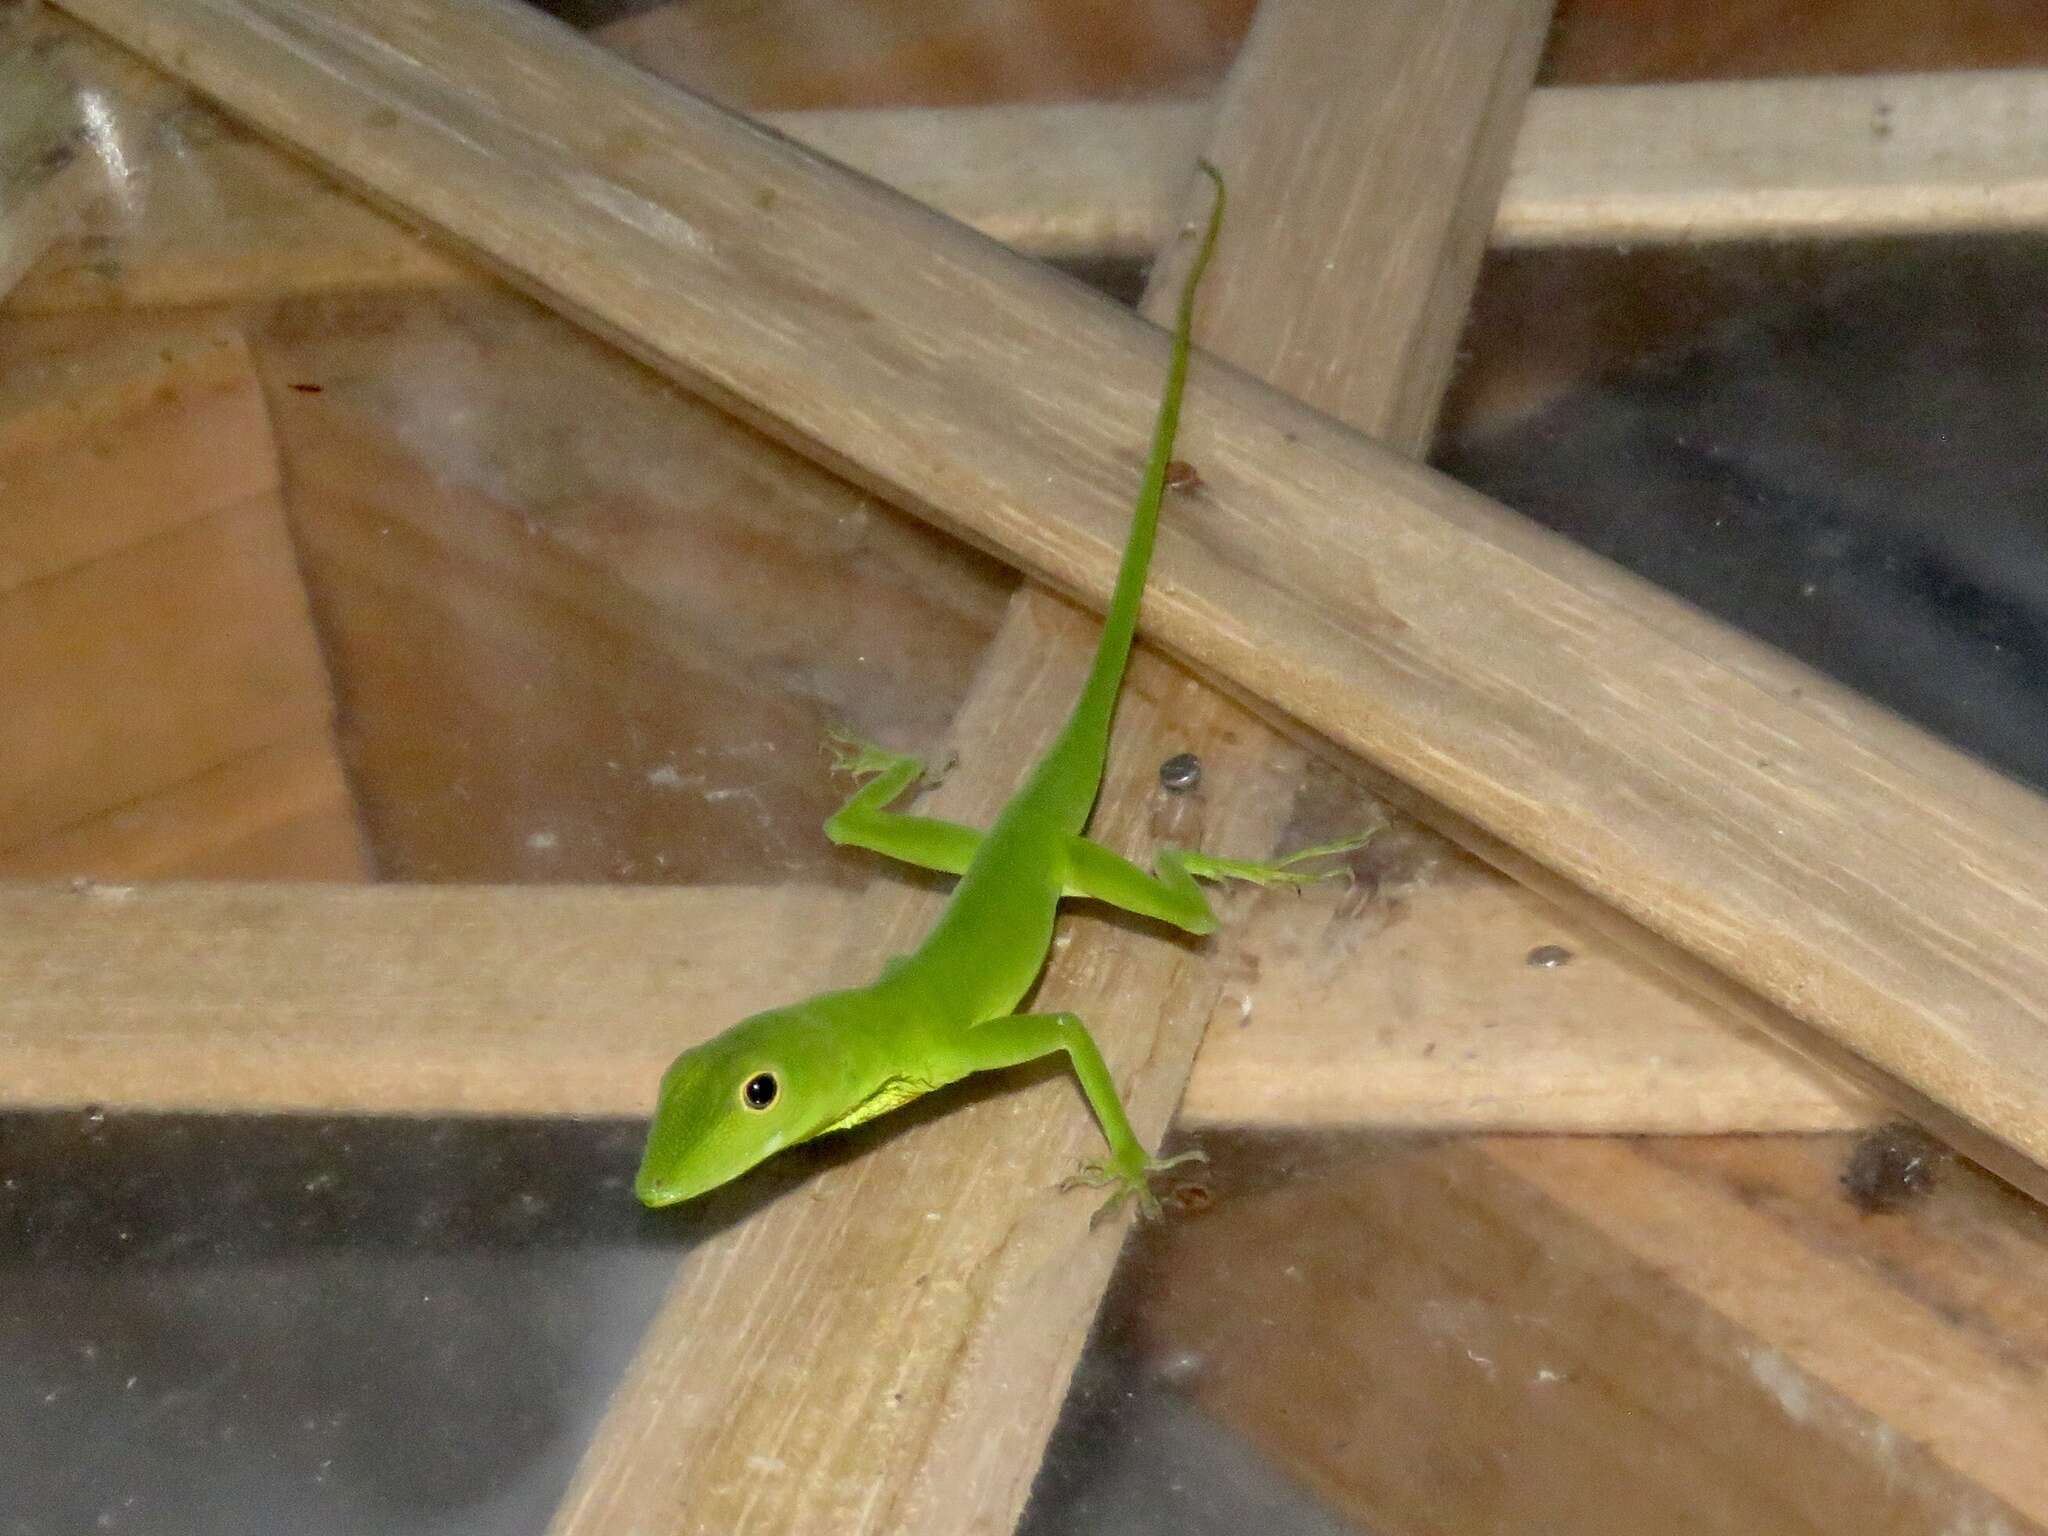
left=768, top=98, right=1211, bottom=264
left=18, top=49, right=2048, bottom=318
left=249, top=284, right=1009, bottom=885
left=1540, top=0, right=2048, bottom=84
left=0, top=320, right=366, bottom=878
left=1109, top=1130, right=2048, bottom=1534
left=0, top=730, right=364, bottom=881
left=1501, top=1136, right=2048, bottom=1524
left=0, top=328, right=275, bottom=587
left=0, top=848, right=1867, bottom=1130
left=782, top=71, right=2048, bottom=255
left=53, top=0, right=2048, bottom=1192
left=269, top=370, right=896, bottom=887
left=1503, top=70, right=2048, bottom=246
left=550, top=606, right=1314, bottom=1536
left=1181, top=832, right=1871, bottom=1134
left=20, top=13, right=2048, bottom=317
left=545, top=1, right=1554, bottom=1531
left=0, top=880, right=862, bottom=1113
left=592, top=0, right=1255, bottom=112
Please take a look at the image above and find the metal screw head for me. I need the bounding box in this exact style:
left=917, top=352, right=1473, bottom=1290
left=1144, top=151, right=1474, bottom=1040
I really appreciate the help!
left=1159, top=752, right=1202, bottom=793
left=1526, top=944, right=1573, bottom=969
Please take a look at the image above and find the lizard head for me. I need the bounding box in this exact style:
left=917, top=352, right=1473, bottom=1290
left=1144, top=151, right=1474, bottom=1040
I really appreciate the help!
left=634, top=1004, right=838, bottom=1208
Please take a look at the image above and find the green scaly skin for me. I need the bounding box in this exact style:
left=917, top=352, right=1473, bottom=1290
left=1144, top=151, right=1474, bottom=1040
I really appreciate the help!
left=636, top=163, right=1371, bottom=1219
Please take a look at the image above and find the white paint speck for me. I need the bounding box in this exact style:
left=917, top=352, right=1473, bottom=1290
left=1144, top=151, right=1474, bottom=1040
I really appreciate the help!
left=526, top=831, right=558, bottom=852
left=1744, top=1345, right=1812, bottom=1422
left=568, top=172, right=714, bottom=255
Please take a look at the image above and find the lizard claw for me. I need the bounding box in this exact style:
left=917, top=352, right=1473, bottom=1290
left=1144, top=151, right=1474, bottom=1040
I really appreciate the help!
left=1062, top=1146, right=1207, bottom=1224
left=1183, top=828, right=1378, bottom=889
left=824, top=726, right=912, bottom=782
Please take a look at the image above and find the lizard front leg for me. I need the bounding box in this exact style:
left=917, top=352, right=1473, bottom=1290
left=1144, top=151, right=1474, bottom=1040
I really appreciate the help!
left=822, top=729, right=981, bottom=875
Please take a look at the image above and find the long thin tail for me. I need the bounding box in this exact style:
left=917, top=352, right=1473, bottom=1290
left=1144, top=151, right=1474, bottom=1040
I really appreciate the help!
left=1062, top=160, right=1225, bottom=750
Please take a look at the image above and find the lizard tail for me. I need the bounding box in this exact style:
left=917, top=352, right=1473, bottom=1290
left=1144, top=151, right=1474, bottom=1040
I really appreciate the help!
left=1061, top=159, right=1226, bottom=761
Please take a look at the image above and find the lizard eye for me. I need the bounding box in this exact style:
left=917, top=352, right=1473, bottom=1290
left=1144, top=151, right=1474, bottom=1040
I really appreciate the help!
left=741, top=1071, right=779, bottom=1111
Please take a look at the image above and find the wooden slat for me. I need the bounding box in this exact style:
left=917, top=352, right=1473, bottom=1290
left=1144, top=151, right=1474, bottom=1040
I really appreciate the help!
left=1, top=10, right=1856, bottom=1130
left=17, top=51, right=2048, bottom=316
left=0, top=881, right=863, bottom=1113
left=544, top=2, right=1553, bottom=1532
left=771, top=70, right=2048, bottom=257
left=1502, top=68, right=2048, bottom=245
left=0, top=855, right=1869, bottom=1131
left=50, top=0, right=2048, bottom=1196
left=767, top=98, right=1211, bottom=264
left=1180, top=856, right=1870, bottom=1134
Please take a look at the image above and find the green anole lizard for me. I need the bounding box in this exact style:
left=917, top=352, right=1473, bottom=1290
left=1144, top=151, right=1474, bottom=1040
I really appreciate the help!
left=636, top=163, right=1364, bottom=1217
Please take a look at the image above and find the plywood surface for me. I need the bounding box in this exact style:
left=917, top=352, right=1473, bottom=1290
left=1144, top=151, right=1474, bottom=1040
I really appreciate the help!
left=252, top=284, right=1010, bottom=884
left=0, top=320, right=365, bottom=879
left=1108, top=1129, right=2048, bottom=1534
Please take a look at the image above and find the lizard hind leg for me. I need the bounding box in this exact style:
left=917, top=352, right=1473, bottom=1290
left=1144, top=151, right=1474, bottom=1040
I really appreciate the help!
left=958, top=1009, right=1204, bottom=1221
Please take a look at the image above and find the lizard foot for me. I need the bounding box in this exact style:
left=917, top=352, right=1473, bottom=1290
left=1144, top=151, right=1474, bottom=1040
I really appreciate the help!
left=824, top=726, right=922, bottom=783
left=1061, top=1145, right=1207, bottom=1223
left=1181, top=828, right=1378, bottom=889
